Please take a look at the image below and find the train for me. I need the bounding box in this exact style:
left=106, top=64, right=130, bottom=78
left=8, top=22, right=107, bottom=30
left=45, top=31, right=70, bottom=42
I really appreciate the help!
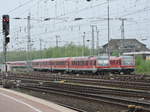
left=5, top=56, right=135, bottom=75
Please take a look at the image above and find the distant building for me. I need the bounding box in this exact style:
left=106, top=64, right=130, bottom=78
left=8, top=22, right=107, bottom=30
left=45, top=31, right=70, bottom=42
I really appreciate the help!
left=102, top=39, right=150, bottom=55
left=123, top=51, right=150, bottom=60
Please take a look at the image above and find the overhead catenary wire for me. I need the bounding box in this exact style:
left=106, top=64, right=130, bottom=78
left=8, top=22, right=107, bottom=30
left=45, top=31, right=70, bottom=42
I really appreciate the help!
left=8, top=0, right=150, bottom=51
left=7, top=0, right=35, bottom=14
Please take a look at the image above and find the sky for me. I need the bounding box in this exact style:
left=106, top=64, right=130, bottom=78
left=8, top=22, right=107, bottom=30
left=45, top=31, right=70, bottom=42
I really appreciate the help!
left=0, top=0, right=150, bottom=51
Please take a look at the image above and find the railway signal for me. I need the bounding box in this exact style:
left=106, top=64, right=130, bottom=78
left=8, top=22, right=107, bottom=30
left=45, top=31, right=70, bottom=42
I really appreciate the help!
left=2, top=14, right=10, bottom=74
left=2, top=15, right=10, bottom=37
left=2, top=15, right=10, bottom=44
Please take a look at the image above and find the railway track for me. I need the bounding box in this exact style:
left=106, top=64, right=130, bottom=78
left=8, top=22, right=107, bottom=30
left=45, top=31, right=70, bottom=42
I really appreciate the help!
left=1, top=72, right=150, bottom=90
left=8, top=74, right=150, bottom=90
left=15, top=76, right=150, bottom=111
left=1, top=72, right=150, bottom=111
left=18, top=78, right=150, bottom=100
left=1, top=72, right=150, bottom=82
left=43, top=82, right=150, bottom=99
left=20, top=83, right=150, bottom=112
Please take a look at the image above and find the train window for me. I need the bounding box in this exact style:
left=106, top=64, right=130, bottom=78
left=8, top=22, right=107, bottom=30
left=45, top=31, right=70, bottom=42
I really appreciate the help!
left=97, top=59, right=109, bottom=66
left=85, top=61, right=88, bottom=65
left=83, top=61, right=85, bottom=65
left=79, top=61, right=80, bottom=65
left=90, top=61, right=93, bottom=65
left=81, top=61, right=83, bottom=66
left=84, top=61, right=86, bottom=65
left=72, top=61, right=75, bottom=65
left=79, top=61, right=81, bottom=66
left=94, top=60, right=96, bottom=65
left=80, top=61, right=82, bottom=66
left=82, top=61, right=84, bottom=66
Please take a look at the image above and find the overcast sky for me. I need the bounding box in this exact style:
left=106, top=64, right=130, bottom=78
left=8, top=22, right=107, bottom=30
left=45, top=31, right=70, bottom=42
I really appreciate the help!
left=0, top=0, right=150, bottom=51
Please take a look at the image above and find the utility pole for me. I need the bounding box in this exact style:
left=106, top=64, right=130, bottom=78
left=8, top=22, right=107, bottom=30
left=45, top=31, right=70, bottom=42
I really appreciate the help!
left=96, top=30, right=99, bottom=56
left=3, top=35, right=7, bottom=72
left=120, top=18, right=127, bottom=54
left=27, top=13, right=31, bottom=70
left=91, top=25, right=95, bottom=56
left=82, top=32, right=85, bottom=56
left=56, top=35, right=60, bottom=56
left=107, top=0, right=110, bottom=58
left=86, top=40, right=91, bottom=56
left=56, top=35, right=59, bottom=48
left=39, top=39, right=42, bottom=58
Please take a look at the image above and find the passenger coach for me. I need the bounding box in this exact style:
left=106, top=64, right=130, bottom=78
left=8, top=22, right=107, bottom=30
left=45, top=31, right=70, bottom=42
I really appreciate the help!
left=6, top=56, right=135, bottom=75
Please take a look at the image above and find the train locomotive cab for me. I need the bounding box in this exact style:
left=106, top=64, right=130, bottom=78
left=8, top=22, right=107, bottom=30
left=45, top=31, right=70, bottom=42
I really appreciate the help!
left=96, top=56, right=110, bottom=74
left=120, top=56, right=135, bottom=74
left=109, top=57, right=122, bottom=74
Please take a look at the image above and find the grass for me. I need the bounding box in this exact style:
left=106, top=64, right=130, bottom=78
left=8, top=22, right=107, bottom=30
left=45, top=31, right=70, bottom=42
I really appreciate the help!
left=136, top=56, right=150, bottom=75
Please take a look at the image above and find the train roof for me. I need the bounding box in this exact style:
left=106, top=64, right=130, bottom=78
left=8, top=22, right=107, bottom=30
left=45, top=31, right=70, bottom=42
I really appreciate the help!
left=7, top=61, right=27, bottom=64
left=32, top=56, right=97, bottom=62
left=32, top=57, right=71, bottom=62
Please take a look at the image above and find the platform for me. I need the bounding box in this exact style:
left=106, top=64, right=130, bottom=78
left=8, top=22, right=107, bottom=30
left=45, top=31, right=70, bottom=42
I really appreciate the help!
left=0, top=87, right=77, bottom=112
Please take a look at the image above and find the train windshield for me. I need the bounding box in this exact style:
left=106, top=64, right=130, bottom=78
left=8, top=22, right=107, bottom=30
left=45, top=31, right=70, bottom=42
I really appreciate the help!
left=97, top=56, right=109, bottom=66
left=97, top=60, right=109, bottom=66
left=122, top=56, right=135, bottom=66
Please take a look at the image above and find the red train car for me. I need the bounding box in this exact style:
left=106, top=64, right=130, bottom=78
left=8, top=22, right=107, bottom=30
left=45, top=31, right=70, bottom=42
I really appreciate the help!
left=69, top=56, right=97, bottom=73
left=120, top=56, right=135, bottom=74
left=6, top=61, right=27, bottom=71
left=32, top=57, right=70, bottom=72
left=7, top=61, right=27, bottom=68
left=6, top=56, right=135, bottom=75
left=110, top=56, right=135, bottom=74
left=31, top=56, right=110, bottom=74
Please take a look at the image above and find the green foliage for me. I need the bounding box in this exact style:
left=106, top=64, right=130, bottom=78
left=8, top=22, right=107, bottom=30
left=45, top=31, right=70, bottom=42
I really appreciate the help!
left=112, top=51, right=119, bottom=56
left=0, top=42, right=91, bottom=62
left=136, top=56, right=150, bottom=74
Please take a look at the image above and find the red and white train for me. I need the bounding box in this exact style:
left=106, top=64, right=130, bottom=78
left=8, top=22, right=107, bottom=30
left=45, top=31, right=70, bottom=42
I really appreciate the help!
left=6, top=56, right=135, bottom=74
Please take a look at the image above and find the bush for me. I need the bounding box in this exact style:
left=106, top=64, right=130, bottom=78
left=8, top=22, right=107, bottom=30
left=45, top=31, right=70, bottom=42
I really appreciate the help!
left=136, top=56, right=150, bottom=74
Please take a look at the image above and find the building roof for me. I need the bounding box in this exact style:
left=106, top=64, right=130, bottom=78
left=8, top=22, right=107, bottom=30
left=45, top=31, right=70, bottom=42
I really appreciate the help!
left=103, top=39, right=145, bottom=47
left=102, top=38, right=150, bottom=52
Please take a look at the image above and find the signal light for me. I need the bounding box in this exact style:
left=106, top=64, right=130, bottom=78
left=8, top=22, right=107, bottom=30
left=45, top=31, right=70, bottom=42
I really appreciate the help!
left=2, top=15, right=10, bottom=37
